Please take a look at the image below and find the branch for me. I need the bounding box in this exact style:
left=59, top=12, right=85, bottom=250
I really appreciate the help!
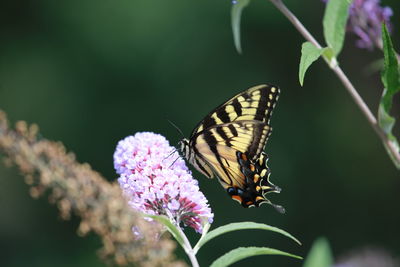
left=269, top=0, right=400, bottom=166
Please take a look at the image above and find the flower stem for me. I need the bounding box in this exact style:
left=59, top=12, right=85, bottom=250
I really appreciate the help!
left=177, top=226, right=200, bottom=267
left=193, top=222, right=211, bottom=254
left=269, top=0, right=400, bottom=167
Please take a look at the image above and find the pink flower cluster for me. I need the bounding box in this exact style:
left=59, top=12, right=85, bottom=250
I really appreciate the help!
left=114, top=132, right=213, bottom=233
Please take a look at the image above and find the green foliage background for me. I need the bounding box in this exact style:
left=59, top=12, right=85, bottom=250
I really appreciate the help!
left=0, top=0, right=399, bottom=266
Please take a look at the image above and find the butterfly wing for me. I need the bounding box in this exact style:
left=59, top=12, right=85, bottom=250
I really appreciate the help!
left=190, top=84, right=279, bottom=160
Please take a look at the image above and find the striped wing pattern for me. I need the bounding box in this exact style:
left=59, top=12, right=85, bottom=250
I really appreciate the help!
left=191, top=84, right=279, bottom=160
left=184, top=84, right=281, bottom=209
left=192, top=121, right=269, bottom=188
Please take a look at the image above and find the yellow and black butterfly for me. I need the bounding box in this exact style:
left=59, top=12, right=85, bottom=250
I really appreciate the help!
left=179, top=84, right=284, bottom=212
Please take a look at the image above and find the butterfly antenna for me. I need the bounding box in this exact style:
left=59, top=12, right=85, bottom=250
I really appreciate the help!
left=164, top=148, right=177, bottom=161
left=166, top=118, right=185, bottom=139
left=169, top=155, right=180, bottom=168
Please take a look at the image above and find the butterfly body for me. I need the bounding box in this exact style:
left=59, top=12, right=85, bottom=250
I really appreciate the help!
left=179, top=84, right=283, bottom=210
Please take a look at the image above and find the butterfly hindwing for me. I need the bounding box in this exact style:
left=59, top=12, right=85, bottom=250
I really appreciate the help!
left=232, top=152, right=285, bottom=212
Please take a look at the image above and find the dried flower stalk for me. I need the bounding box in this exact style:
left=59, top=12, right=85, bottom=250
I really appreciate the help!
left=0, top=110, right=186, bottom=267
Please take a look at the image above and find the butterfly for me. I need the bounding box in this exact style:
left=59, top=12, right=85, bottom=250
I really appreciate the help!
left=179, top=84, right=284, bottom=212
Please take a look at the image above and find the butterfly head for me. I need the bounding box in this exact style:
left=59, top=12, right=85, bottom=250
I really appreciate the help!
left=178, top=138, right=191, bottom=160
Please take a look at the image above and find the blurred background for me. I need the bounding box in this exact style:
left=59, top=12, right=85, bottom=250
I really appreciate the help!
left=1, top=0, right=399, bottom=266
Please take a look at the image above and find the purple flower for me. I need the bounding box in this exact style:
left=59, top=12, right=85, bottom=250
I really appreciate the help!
left=114, top=132, right=213, bottom=233
left=332, top=247, right=399, bottom=267
left=323, top=0, right=393, bottom=50
left=349, top=0, right=393, bottom=49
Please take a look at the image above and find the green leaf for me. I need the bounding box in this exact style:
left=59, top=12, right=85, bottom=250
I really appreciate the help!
left=379, top=100, right=396, bottom=134
left=231, top=0, right=250, bottom=54
left=194, top=221, right=301, bottom=253
left=299, top=42, right=323, bottom=86
left=380, top=23, right=400, bottom=116
left=303, top=237, right=333, bottom=267
left=378, top=23, right=400, bottom=168
left=322, top=47, right=335, bottom=63
left=144, top=214, right=186, bottom=250
left=323, top=0, right=351, bottom=57
left=210, top=246, right=302, bottom=267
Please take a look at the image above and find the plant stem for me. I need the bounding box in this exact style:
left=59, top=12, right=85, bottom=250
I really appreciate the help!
left=177, top=226, right=200, bottom=267
left=193, top=222, right=210, bottom=254
left=269, top=0, right=400, bottom=166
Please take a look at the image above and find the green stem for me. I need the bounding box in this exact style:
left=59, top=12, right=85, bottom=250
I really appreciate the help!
left=176, top=226, right=200, bottom=267
left=193, top=222, right=211, bottom=254
left=269, top=0, right=400, bottom=167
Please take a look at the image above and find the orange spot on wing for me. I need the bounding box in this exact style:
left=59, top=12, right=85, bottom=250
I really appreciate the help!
left=253, top=174, right=260, bottom=183
left=232, top=195, right=242, bottom=203
left=250, top=164, right=255, bottom=172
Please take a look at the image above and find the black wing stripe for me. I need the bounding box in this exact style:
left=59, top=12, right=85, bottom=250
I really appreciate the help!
left=232, top=98, right=242, bottom=116
left=255, top=86, right=268, bottom=121
left=216, top=126, right=231, bottom=146
left=203, top=130, right=233, bottom=185
left=202, top=115, right=217, bottom=130
left=228, top=124, right=238, bottom=137
left=191, top=141, right=214, bottom=178
left=248, top=123, right=266, bottom=159
left=195, top=157, right=212, bottom=177
left=216, top=108, right=230, bottom=124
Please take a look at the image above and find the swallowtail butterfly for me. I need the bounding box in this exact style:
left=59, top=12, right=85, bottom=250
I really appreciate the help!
left=179, top=85, right=284, bottom=212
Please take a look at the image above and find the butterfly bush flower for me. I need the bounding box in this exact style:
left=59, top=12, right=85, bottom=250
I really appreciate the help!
left=323, top=0, right=393, bottom=50
left=114, top=132, right=213, bottom=233
left=332, top=247, right=399, bottom=267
